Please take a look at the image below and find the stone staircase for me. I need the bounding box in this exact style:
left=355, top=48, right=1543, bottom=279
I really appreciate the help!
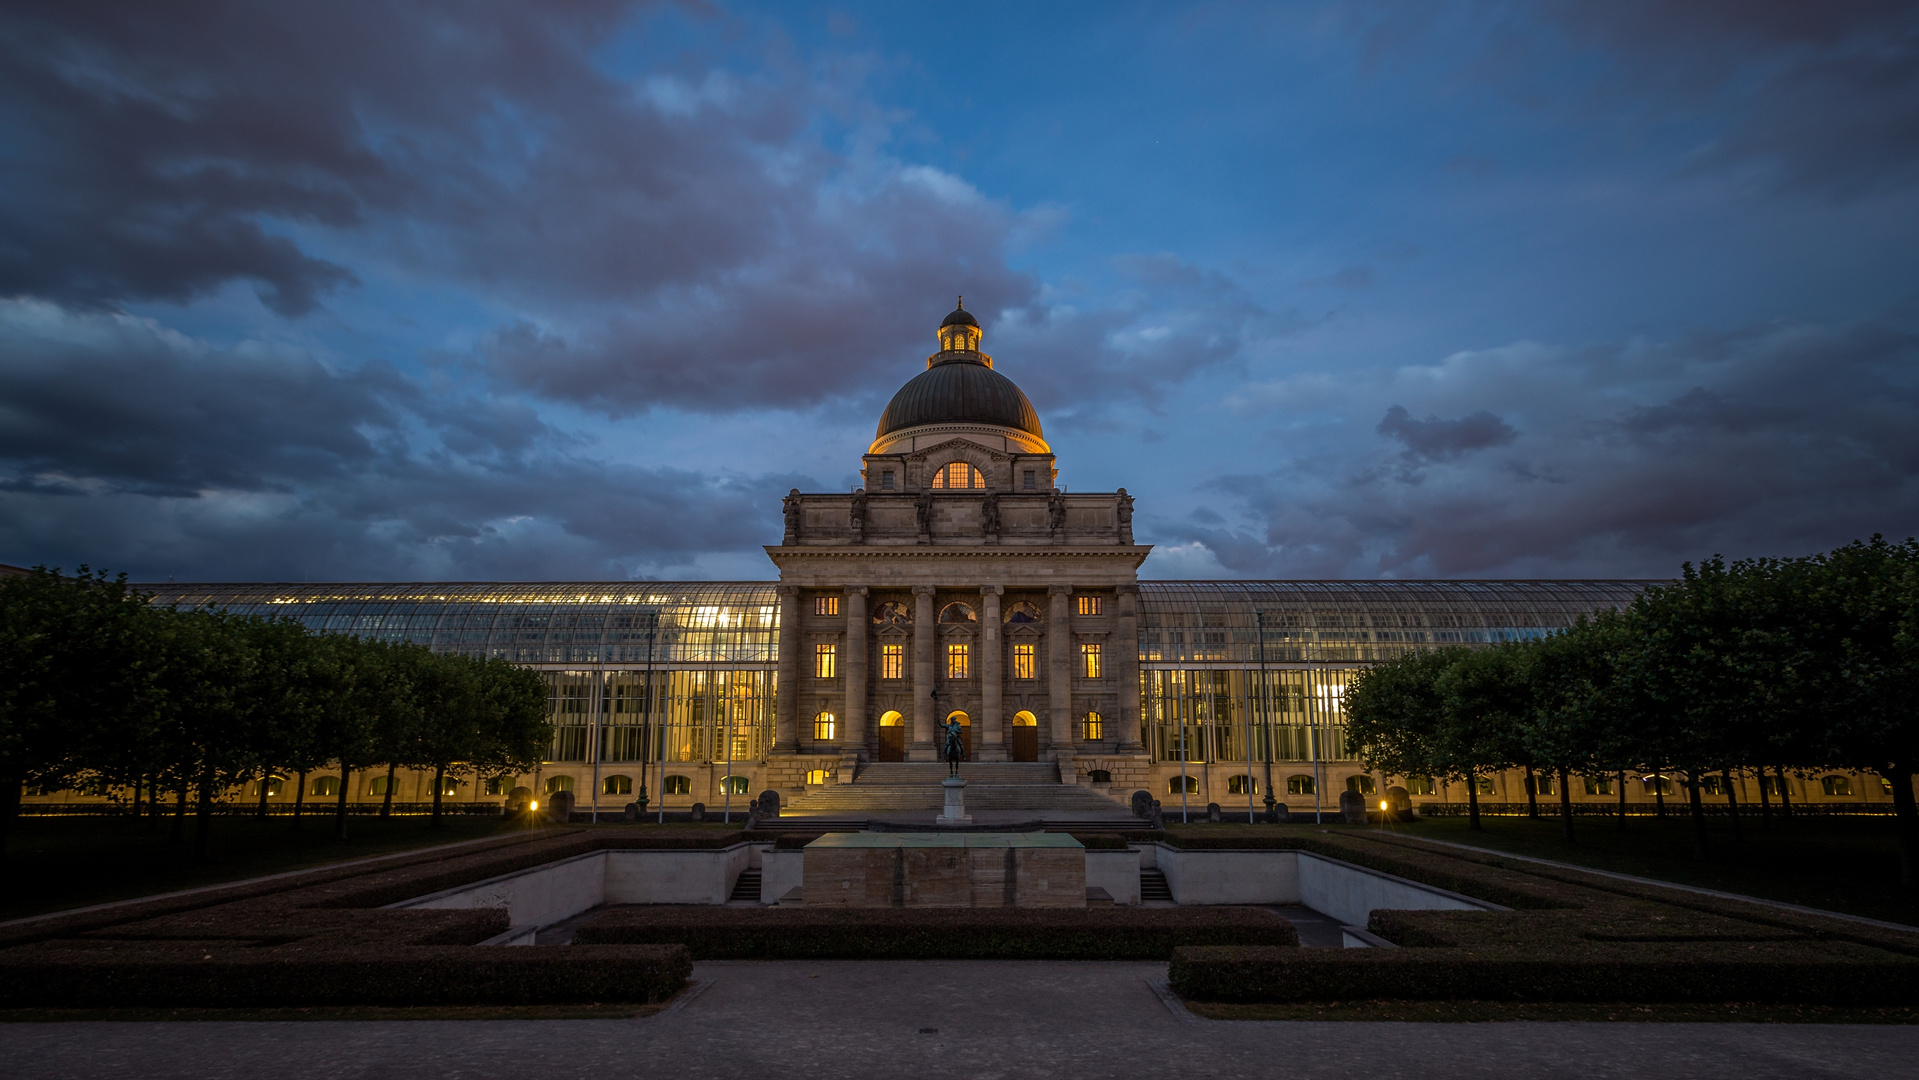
left=777, top=761, right=1131, bottom=817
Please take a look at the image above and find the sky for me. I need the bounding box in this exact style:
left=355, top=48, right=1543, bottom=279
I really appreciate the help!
left=1, top=0, right=1916, bottom=583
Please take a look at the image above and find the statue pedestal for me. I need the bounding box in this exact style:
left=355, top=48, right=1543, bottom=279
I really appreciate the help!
left=936, top=776, right=972, bottom=825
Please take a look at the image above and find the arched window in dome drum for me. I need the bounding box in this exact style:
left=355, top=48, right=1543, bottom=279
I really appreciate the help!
left=930, top=462, right=985, bottom=489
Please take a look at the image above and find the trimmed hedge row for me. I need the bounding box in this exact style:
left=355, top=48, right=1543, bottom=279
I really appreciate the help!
left=0, top=943, right=692, bottom=1008
left=1168, top=944, right=1919, bottom=1005
left=574, top=905, right=1299, bottom=959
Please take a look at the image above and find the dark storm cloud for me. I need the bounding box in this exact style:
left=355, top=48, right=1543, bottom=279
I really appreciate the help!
left=1163, top=317, right=1919, bottom=578
left=1376, top=405, right=1518, bottom=463
left=0, top=0, right=1042, bottom=411
left=0, top=303, right=794, bottom=579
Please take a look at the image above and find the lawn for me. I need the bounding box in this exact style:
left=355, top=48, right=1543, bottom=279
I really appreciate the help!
left=0, top=813, right=562, bottom=922
left=1165, top=812, right=1919, bottom=926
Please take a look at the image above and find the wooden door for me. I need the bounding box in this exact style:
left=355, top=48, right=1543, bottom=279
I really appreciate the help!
left=1010, top=726, right=1038, bottom=762
left=878, top=725, right=906, bottom=762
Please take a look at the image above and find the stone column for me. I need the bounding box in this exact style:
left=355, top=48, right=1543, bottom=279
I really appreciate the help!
left=842, top=586, right=869, bottom=756
left=978, top=585, right=1005, bottom=760
left=1047, top=583, right=1073, bottom=760
left=773, top=585, right=801, bottom=753
left=1115, top=584, right=1144, bottom=753
left=911, top=584, right=938, bottom=760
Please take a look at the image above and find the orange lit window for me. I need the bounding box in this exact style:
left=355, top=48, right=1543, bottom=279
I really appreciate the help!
left=881, top=643, right=904, bottom=680
left=946, top=643, right=970, bottom=679
left=815, top=595, right=839, bottom=617
left=1012, top=642, right=1035, bottom=680
left=814, top=644, right=837, bottom=679
left=929, top=462, right=985, bottom=489
left=1080, top=643, right=1102, bottom=679
left=1076, top=595, right=1101, bottom=616
left=1083, top=711, right=1104, bottom=741
left=813, top=712, right=836, bottom=741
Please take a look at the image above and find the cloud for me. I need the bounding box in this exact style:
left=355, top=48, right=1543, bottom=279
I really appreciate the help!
left=1376, top=405, right=1518, bottom=462
left=1160, top=317, right=1919, bottom=578
left=0, top=301, right=798, bottom=580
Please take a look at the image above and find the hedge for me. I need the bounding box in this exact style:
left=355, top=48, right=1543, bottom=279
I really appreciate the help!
left=574, top=905, right=1298, bottom=959
left=1168, top=944, right=1919, bottom=1005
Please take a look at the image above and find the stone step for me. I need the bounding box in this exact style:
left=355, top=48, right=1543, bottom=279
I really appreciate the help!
left=853, top=762, right=1061, bottom=785
left=1141, top=868, right=1173, bottom=903
left=728, top=868, right=762, bottom=903
left=783, top=783, right=1126, bottom=813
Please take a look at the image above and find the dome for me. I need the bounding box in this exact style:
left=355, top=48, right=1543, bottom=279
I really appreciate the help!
left=876, top=356, right=1044, bottom=439
left=939, top=303, right=979, bottom=329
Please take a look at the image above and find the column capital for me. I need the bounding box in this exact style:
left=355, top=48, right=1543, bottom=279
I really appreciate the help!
left=842, top=585, right=869, bottom=597
left=778, top=584, right=803, bottom=597
left=1114, top=583, right=1139, bottom=596
left=912, top=584, right=938, bottom=597
left=979, top=584, right=1004, bottom=597
left=1047, top=583, right=1074, bottom=596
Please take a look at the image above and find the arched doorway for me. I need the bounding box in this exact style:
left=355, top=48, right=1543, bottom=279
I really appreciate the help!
left=877, top=710, right=906, bottom=762
left=945, top=710, right=973, bottom=761
left=1010, top=711, right=1039, bottom=762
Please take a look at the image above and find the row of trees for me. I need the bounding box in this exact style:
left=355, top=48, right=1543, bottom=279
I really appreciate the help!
left=1346, top=537, right=1919, bottom=888
left=0, top=567, right=551, bottom=858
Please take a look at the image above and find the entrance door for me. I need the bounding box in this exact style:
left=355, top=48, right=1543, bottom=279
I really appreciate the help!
left=877, top=711, right=906, bottom=762
left=1009, top=711, right=1039, bottom=762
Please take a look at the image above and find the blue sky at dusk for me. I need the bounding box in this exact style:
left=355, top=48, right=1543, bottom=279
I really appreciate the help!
left=2, top=1, right=1916, bottom=582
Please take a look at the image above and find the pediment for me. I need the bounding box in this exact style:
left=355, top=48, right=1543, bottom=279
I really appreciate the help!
left=905, top=437, right=1014, bottom=464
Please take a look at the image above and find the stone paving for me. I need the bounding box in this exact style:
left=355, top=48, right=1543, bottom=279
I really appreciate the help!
left=3, top=960, right=1913, bottom=1079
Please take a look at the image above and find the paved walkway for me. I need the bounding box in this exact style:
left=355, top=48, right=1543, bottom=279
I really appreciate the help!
left=4, top=961, right=1913, bottom=1079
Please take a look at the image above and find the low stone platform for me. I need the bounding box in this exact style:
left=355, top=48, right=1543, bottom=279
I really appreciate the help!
left=802, top=832, right=1085, bottom=908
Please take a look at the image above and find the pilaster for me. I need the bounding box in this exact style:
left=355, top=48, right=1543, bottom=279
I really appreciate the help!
left=978, top=584, right=1005, bottom=760
left=911, top=584, right=938, bottom=760
left=1047, top=583, right=1073, bottom=761
left=843, top=585, right=869, bottom=757
left=1115, top=583, right=1144, bottom=754
left=773, top=585, right=801, bottom=753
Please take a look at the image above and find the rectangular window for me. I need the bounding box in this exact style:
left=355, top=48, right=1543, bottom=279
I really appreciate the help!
left=815, top=595, right=839, bottom=617
left=1083, top=711, right=1104, bottom=741
left=1582, top=775, right=1614, bottom=796
left=1077, top=595, right=1102, bottom=617
left=814, top=643, right=837, bottom=679
left=1023, top=470, right=1036, bottom=490
left=1012, top=642, right=1035, bottom=680
left=1080, top=642, right=1102, bottom=679
left=880, top=643, right=904, bottom=680
left=881, top=470, right=895, bottom=490
left=946, top=643, right=970, bottom=679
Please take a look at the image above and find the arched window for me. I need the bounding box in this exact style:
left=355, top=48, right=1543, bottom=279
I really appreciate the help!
left=430, top=775, right=460, bottom=797
left=1286, top=774, right=1315, bottom=796
left=1345, top=775, right=1376, bottom=795
left=813, top=711, right=837, bottom=741
left=872, top=601, right=910, bottom=626
left=1087, top=769, right=1112, bottom=783
left=878, top=710, right=905, bottom=727
left=485, top=776, right=517, bottom=796
left=251, top=776, right=284, bottom=798
left=1003, top=601, right=1043, bottom=623
left=1227, top=774, right=1258, bottom=796
left=929, top=461, right=985, bottom=489
left=1405, top=776, right=1438, bottom=796
left=1641, top=774, right=1674, bottom=796
left=1821, top=775, right=1853, bottom=797
left=1168, top=775, right=1199, bottom=795
left=310, top=775, right=340, bottom=797
left=367, top=775, right=394, bottom=796
left=545, top=775, right=575, bottom=795
left=603, top=774, right=632, bottom=796
left=665, top=774, right=693, bottom=795
left=718, top=775, right=748, bottom=795
left=1011, top=710, right=1038, bottom=726
left=805, top=769, right=832, bottom=785
left=1082, top=711, right=1104, bottom=741
left=939, top=602, right=977, bottom=623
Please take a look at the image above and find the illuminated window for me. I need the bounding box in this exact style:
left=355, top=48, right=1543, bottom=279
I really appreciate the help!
left=368, top=775, right=394, bottom=796
left=814, top=643, right=837, bottom=679
left=1581, top=775, right=1612, bottom=796
left=930, top=461, right=985, bottom=489
left=1082, top=710, right=1104, bottom=740
left=250, top=776, right=284, bottom=798
left=1080, top=643, right=1102, bottom=679
left=1012, top=642, right=1035, bottom=679
left=1345, top=775, right=1376, bottom=795
left=1077, top=595, right=1102, bottom=616
left=1761, top=775, right=1791, bottom=796
left=1697, top=775, right=1724, bottom=796
left=430, top=775, right=459, bottom=797
left=1023, top=470, right=1037, bottom=490
left=881, top=470, right=895, bottom=490
left=718, top=775, right=748, bottom=795
left=310, top=775, right=340, bottom=797
left=805, top=769, right=831, bottom=785
left=1287, top=774, right=1315, bottom=796
left=485, top=776, right=517, bottom=796
left=602, top=774, right=632, bottom=796
left=1168, top=776, right=1198, bottom=795
left=1641, top=774, right=1674, bottom=796
left=1532, top=774, right=1556, bottom=796
left=1407, top=776, right=1439, bottom=796
left=545, top=775, right=574, bottom=794
left=1476, top=775, right=1496, bottom=795
left=1821, top=775, right=1853, bottom=797
left=881, top=643, right=904, bottom=680
left=665, top=774, right=692, bottom=795
left=813, top=711, right=837, bottom=740
left=946, top=643, right=970, bottom=679
left=815, top=596, right=839, bottom=617
left=1228, top=775, right=1258, bottom=796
